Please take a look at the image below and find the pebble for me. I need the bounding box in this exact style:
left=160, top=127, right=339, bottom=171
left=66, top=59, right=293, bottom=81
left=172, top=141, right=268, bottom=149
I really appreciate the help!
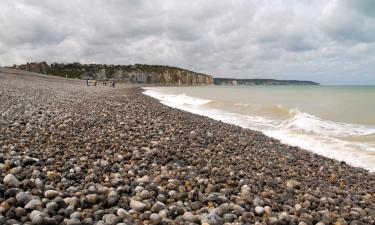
left=15, top=192, right=33, bottom=206
left=3, top=174, right=20, bottom=187
left=130, top=199, right=147, bottom=212
left=183, top=212, right=198, bottom=223
left=24, top=199, right=43, bottom=210
left=47, top=171, right=59, bottom=180
left=86, top=194, right=98, bottom=204
left=107, top=191, right=119, bottom=206
left=151, top=201, right=166, bottom=213
left=15, top=207, right=27, bottom=217
left=149, top=213, right=162, bottom=224
left=240, top=185, right=252, bottom=202
left=255, top=206, right=264, bottom=215
left=169, top=205, right=185, bottom=218
left=67, top=218, right=81, bottom=225
left=44, top=190, right=60, bottom=199
left=117, top=208, right=131, bottom=220
left=264, top=206, right=272, bottom=215
left=102, top=214, right=120, bottom=225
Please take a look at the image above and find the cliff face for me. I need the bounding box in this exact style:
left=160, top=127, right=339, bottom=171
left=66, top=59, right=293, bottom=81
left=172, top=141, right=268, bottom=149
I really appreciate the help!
left=111, top=70, right=213, bottom=85
left=92, top=68, right=213, bottom=85
left=12, top=62, right=213, bottom=85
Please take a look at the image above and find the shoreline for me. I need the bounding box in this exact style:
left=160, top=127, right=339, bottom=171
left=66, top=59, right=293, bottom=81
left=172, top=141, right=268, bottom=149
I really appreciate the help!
left=0, top=69, right=374, bottom=225
left=142, top=86, right=375, bottom=173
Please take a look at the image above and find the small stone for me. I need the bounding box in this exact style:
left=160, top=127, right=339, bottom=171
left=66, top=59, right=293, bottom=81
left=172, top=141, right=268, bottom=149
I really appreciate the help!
left=159, top=210, right=168, bottom=218
left=25, top=199, right=43, bottom=210
left=223, top=213, right=236, bottom=223
left=130, top=199, right=147, bottom=212
left=22, top=156, right=38, bottom=166
left=100, top=160, right=109, bottom=167
left=137, top=175, right=150, bottom=184
left=169, top=206, right=185, bottom=218
left=151, top=201, right=166, bottom=213
left=44, top=190, right=60, bottom=199
left=102, top=214, right=120, bottom=225
left=255, top=206, right=264, bottom=215
left=286, top=180, right=300, bottom=189
left=269, top=217, right=279, bottom=225
left=149, top=213, right=162, bottom=224
left=16, top=192, right=33, bottom=206
left=240, top=185, right=252, bottom=202
left=334, top=218, right=348, bottom=225
left=15, top=207, right=27, bottom=217
left=264, top=206, right=272, bottom=215
left=190, top=201, right=202, bottom=211
left=107, top=190, right=119, bottom=206
left=3, top=174, right=20, bottom=187
left=82, top=218, right=94, bottom=225
left=46, top=202, right=58, bottom=211
left=67, top=218, right=81, bottom=225
left=300, top=213, right=314, bottom=225
left=0, top=201, right=10, bottom=212
left=47, top=171, right=60, bottom=180
left=279, top=212, right=290, bottom=222
left=253, top=197, right=264, bottom=207
left=117, top=208, right=131, bottom=220
left=295, top=204, right=302, bottom=211
left=183, top=212, right=198, bottom=223
left=231, top=204, right=246, bottom=216
left=241, top=212, right=253, bottom=223
left=70, top=212, right=81, bottom=219
left=139, top=190, right=151, bottom=199
left=35, top=178, right=44, bottom=190
left=302, top=201, right=311, bottom=209
left=206, top=211, right=224, bottom=225
left=30, top=210, right=48, bottom=225
left=87, top=193, right=98, bottom=203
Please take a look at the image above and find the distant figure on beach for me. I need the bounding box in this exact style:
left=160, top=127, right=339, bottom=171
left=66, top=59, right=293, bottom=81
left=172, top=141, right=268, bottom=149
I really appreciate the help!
left=112, top=80, right=116, bottom=88
left=86, top=79, right=90, bottom=86
left=94, top=80, right=97, bottom=86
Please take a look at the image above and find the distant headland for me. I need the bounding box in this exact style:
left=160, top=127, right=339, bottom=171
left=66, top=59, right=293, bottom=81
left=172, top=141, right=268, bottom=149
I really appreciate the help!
left=214, top=78, right=319, bottom=86
left=8, top=62, right=319, bottom=86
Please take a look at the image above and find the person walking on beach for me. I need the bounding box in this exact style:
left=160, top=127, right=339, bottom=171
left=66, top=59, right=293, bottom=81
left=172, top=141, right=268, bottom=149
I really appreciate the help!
left=94, top=80, right=97, bottom=87
left=112, top=80, right=116, bottom=88
left=86, top=79, right=90, bottom=86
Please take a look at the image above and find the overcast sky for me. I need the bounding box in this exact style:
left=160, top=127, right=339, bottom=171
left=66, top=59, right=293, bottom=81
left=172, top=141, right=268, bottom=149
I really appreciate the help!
left=0, top=0, right=374, bottom=84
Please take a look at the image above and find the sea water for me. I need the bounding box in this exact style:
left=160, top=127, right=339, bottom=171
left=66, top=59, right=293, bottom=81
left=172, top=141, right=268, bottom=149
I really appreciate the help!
left=143, top=85, right=375, bottom=172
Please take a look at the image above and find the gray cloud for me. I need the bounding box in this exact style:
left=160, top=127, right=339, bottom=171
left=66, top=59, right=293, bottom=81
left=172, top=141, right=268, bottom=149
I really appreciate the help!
left=0, top=0, right=374, bottom=84
left=320, top=0, right=375, bottom=43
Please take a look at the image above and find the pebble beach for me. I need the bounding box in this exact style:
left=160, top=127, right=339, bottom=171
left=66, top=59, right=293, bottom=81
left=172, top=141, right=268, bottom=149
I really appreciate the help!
left=0, top=69, right=374, bottom=225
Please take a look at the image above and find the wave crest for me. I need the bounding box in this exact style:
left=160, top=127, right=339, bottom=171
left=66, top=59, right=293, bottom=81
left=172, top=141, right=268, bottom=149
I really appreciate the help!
left=144, top=90, right=211, bottom=106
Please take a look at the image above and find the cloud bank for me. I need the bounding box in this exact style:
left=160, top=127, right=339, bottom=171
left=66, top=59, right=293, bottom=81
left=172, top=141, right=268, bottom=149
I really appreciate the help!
left=0, top=0, right=374, bottom=84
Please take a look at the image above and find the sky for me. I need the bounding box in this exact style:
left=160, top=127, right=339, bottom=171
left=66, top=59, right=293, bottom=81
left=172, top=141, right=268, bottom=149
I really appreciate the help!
left=0, top=0, right=374, bottom=84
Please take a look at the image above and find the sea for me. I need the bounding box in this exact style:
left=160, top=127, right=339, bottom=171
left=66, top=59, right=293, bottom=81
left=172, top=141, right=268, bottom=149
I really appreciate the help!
left=143, top=85, right=375, bottom=172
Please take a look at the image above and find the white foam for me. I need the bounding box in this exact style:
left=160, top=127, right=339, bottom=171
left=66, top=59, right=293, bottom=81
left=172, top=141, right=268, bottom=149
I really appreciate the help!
left=283, top=110, right=375, bottom=137
left=143, top=88, right=375, bottom=172
left=144, top=90, right=211, bottom=106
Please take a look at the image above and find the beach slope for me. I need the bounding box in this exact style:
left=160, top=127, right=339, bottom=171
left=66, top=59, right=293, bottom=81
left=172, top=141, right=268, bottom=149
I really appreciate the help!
left=0, top=69, right=374, bottom=225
